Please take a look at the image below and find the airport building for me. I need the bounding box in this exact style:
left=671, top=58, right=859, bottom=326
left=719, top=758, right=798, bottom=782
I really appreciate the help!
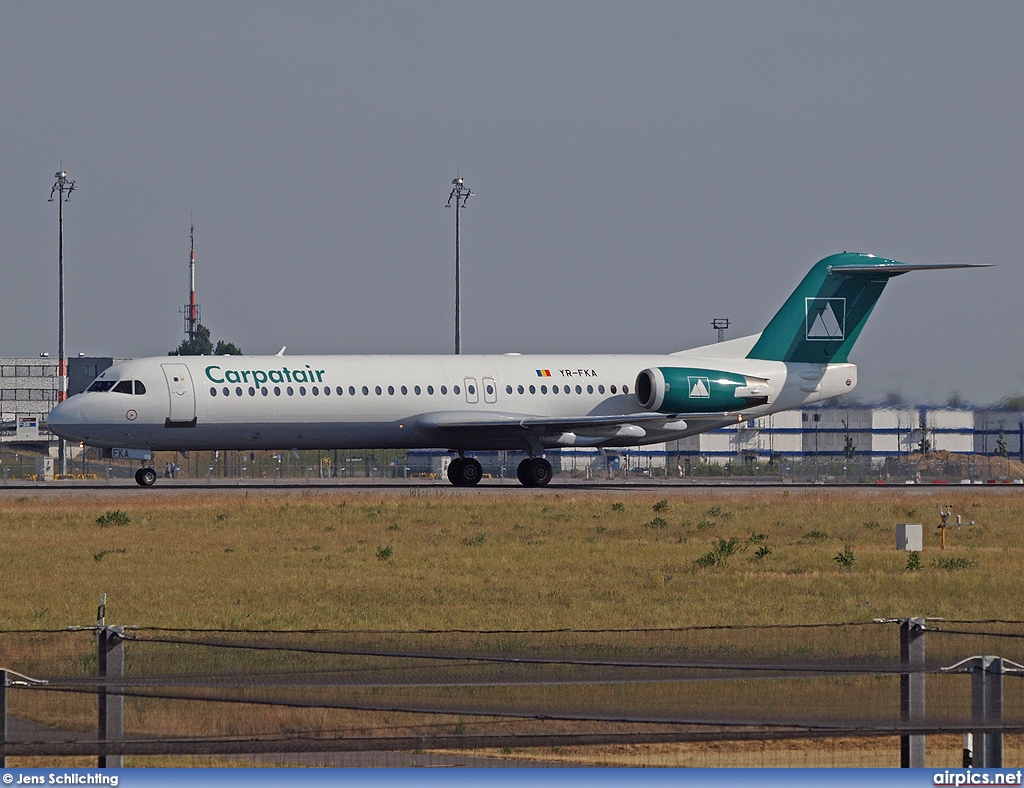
left=0, top=356, right=122, bottom=448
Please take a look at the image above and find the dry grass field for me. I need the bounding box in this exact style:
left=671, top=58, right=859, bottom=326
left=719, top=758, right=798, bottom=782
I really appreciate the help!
left=1, top=486, right=1022, bottom=767
left=0, top=488, right=1020, bottom=630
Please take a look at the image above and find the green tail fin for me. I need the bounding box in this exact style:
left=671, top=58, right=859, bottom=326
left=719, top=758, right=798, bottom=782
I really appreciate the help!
left=747, top=252, right=969, bottom=364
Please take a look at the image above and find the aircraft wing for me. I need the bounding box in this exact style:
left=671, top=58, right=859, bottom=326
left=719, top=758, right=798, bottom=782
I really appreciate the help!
left=416, top=410, right=743, bottom=437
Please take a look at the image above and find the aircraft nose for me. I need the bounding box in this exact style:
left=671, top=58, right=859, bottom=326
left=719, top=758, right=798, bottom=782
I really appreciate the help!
left=47, top=397, right=85, bottom=441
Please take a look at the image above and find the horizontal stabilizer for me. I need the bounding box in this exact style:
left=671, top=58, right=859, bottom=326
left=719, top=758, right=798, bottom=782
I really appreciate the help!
left=830, top=262, right=993, bottom=276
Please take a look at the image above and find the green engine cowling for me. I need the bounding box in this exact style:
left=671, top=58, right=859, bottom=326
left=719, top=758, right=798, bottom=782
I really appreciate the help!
left=635, top=367, right=771, bottom=413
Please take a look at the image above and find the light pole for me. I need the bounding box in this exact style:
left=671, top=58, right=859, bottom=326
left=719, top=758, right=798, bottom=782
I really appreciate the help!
left=446, top=176, right=473, bottom=354
left=49, top=168, right=77, bottom=478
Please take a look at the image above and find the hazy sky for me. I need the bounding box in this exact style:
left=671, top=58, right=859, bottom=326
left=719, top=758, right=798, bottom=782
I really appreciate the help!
left=1, top=3, right=1020, bottom=404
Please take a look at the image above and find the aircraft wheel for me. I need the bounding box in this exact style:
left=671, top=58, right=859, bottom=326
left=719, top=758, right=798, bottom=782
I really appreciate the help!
left=447, top=458, right=465, bottom=486
left=516, top=459, right=533, bottom=486
left=136, top=467, right=157, bottom=487
left=461, top=458, right=483, bottom=485
left=529, top=457, right=553, bottom=486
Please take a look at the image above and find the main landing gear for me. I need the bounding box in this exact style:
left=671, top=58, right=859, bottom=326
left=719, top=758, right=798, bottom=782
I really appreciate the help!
left=134, top=467, right=157, bottom=487
left=516, top=457, right=552, bottom=487
left=447, top=456, right=483, bottom=486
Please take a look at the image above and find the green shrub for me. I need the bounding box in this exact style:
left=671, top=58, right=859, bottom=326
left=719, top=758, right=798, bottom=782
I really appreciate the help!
left=96, top=510, right=131, bottom=527
left=905, top=551, right=922, bottom=572
left=375, top=545, right=393, bottom=561
left=935, top=556, right=976, bottom=571
left=833, top=546, right=855, bottom=569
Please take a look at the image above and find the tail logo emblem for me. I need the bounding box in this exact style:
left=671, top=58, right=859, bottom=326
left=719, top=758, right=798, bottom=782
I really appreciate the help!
left=687, top=376, right=711, bottom=398
left=805, top=298, right=845, bottom=341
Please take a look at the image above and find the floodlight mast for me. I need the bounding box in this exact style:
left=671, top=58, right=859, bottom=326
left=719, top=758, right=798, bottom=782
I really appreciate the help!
left=446, top=176, right=473, bottom=354
left=49, top=168, right=77, bottom=478
left=712, top=317, right=730, bottom=343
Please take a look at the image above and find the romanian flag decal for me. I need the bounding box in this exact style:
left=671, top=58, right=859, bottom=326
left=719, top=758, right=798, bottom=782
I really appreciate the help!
left=536, top=369, right=551, bottom=377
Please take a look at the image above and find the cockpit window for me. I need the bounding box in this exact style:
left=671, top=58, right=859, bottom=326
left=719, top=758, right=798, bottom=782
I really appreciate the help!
left=87, top=380, right=116, bottom=392
left=134, top=380, right=146, bottom=395
left=113, top=380, right=134, bottom=394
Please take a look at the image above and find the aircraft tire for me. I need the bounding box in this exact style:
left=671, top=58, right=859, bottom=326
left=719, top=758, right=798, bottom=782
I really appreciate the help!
left=447, top=458, right=465, bottom=486
left=461, top=458, right=483, bottom=485
left=516, top=459, right=533, bottom=486
left=136, top=467, right=157, bottom=487
left=529, top=457, right=553, bottom=486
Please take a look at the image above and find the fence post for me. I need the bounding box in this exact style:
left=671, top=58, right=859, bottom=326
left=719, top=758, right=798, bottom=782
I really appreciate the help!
left=1, top=669, right=7, bottom=768
left=972, top=656, right=1003, bottom=768
left=900, top=617, right=926, bottom=767
left=97, top=626, right=124, bottom=768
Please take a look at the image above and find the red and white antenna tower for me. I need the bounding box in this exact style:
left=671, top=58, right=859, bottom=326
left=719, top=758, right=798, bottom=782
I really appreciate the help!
left=182, top=217, right=201, bottom=342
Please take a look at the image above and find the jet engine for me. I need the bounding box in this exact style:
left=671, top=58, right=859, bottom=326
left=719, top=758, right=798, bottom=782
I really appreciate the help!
left=635, top=367, right=772, bottom=413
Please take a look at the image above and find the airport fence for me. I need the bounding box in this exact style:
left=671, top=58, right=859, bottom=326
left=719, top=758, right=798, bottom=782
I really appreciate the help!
left=5, top=619, right=1024, bottom=767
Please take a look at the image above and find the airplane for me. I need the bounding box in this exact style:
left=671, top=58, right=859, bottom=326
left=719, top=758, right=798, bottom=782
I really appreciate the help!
left=47, top=252, right=985, bottom=487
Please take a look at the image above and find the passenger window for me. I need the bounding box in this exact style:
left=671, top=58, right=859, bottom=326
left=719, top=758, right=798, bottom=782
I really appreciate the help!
left=134, top=381, right=147, bottom=395
left=274, top=386, right=281, bottom=396
left=287, top=386, right=294, bottom=396
left=299, top=387, right=306, bottom=396
left=506, top=385, right=513, bottom=394
left=388, top=386, right=395, bottom=395
left=401, top=386, right=408, bottom=395
left=261, top=387, right=269, bottom=396
left=440, top=385, right=447, bottom=395
left=553, top=385, right=559, bottom=394
left=375, top=386, right=382, bottom=395
left=210, top=387, right=217, bottom=397
left=113, top=380, right=133, bottom=394
left=427, top=385, right=434, bottom=395
left=587, top=385, right=593, bottom=394
left=623, top=385, right=629, bottom=394
left=529, top=385, right=536, bottom=394
left=487, top=384, right=494, bottom=395
left=518, top=385, right=524, bottom=394
left=249, top=387, right=256, bottom=396
left=454, top=385, right=460, bottom=395
left=362, top=386, right=369, bottom=395
left=323, top=386, right=329, bottom=396
left=575, top=385, right=582, bottom=394
left=312, top=386, right=319, bottom=395
left=598, top=385, right=605, bottom=394
left=223, top=387, right=230, bottom=397
left=468, top=385, right=475, bottom=395
left=610, top=385, right=617, bottom=394
left=235, top=387, right=243, bottom=396
left=414, top=386, right=421, bottom=395
left=541, top=385, right=547, bottom=394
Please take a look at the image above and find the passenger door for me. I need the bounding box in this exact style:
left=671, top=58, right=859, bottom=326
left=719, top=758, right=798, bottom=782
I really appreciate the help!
left=162, top=363, right=197, bottom=426
left=464, top=377, right=479, bottom=404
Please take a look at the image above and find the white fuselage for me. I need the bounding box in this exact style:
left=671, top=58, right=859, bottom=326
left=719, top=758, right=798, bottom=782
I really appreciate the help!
left=47, top=351, right=857, bottom=453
